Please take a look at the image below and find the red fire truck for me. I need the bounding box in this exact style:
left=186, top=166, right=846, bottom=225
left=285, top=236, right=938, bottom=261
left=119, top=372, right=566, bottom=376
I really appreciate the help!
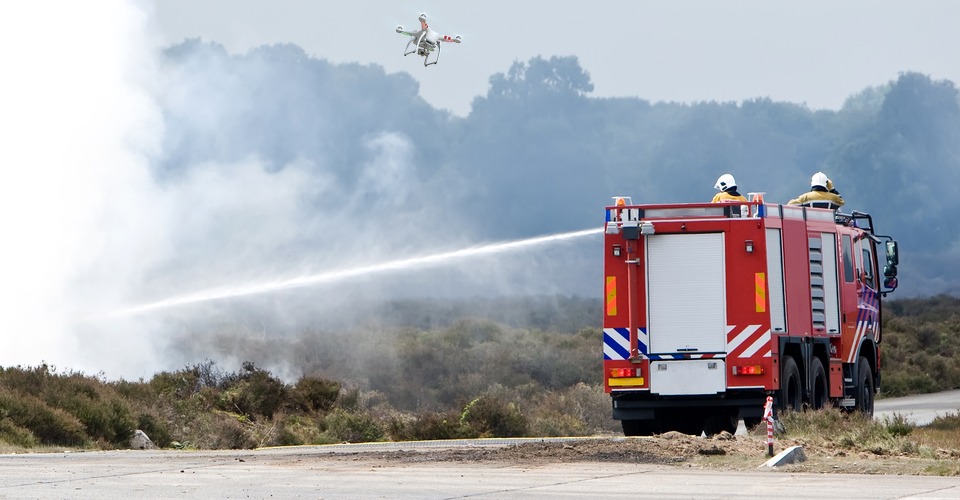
left=602, top=196, right=899, bottom=435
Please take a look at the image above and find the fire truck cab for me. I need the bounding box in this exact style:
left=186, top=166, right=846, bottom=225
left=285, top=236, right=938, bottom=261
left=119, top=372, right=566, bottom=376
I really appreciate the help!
left=602, top=197, right=899, bottom=435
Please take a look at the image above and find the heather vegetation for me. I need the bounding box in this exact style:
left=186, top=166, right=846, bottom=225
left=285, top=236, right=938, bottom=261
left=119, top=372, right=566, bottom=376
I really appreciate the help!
left=768, top=408, right=960, bottom=475
left=1, top=295, right=958, bottom=450
left=882, top=294, right=960, bottom=396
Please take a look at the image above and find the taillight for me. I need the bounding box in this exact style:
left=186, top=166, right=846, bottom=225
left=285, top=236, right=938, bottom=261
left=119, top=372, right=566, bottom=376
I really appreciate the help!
left=608, top=367, right=644, bottom=387
left=732, top=364, right=764, bottom=375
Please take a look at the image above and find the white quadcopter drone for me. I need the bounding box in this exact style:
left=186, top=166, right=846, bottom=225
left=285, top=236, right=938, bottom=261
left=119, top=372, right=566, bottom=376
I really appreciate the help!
left=395, top=13, right=461, bottom=67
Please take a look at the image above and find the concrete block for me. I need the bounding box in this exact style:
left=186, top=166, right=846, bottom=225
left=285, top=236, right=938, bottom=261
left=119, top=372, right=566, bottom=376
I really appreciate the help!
left=760, top=445, right=806, bottom=468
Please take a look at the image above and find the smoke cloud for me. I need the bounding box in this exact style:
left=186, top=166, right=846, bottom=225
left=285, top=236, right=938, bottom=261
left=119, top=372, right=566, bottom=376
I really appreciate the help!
left=0, top=1, right=599, bottom=380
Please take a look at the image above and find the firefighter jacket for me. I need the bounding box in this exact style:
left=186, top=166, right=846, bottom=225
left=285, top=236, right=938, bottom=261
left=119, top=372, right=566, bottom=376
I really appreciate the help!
left=711, top=190, right=748, bottom=203
left=788, top=188, right=844, bottom=207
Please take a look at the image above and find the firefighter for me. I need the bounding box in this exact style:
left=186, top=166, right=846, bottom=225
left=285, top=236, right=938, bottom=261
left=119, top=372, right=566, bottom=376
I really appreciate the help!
left=711, top=174, right=748, bottom=203
left=788, top=172, right=845, bottom=209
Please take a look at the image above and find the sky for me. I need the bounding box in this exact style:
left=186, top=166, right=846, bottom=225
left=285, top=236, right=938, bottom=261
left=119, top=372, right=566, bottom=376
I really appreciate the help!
left=153, top=0, right=960, bottom=116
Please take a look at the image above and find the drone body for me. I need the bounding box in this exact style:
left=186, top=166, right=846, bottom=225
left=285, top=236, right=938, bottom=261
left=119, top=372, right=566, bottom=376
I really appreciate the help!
left=395, top=13, right=461, bottom=67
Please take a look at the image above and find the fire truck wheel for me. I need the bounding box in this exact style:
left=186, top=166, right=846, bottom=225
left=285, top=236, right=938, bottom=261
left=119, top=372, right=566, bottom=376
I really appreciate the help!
left=703, top=410, right=738, bottom=436
left=621, top=419, right=657, bottom=436
left=780, top=356, right=802, bottom=411
left=855, top=356, right=875, bottom=415
left=810, top=357, right=828, bottom=410
left=662, top=409, right=705, bottom=435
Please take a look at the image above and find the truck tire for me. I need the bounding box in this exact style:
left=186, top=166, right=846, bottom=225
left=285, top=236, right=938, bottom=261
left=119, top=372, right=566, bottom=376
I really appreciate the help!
left=780, top=356, right=802, bottom=412
left=670, top=416, right=704, bottom=436
left=810, top=357, right=828, bottom=410
left=703, top=410, right=739, bottom=436
left=855, top=356, right=875, bottom=416
left=661, top=409, right=704, bottom=435
left=622, top=419, right=656, bottom=436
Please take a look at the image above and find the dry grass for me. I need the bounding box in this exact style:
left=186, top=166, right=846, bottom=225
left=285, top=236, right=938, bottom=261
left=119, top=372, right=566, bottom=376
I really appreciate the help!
left=909, top=413, right=960, bottom=459
left=733, top=407, right=960, bottom=475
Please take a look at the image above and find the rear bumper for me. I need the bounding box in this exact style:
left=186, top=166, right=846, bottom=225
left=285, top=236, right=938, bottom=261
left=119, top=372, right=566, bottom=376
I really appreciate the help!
left=611, top=390, right=769, bottom=420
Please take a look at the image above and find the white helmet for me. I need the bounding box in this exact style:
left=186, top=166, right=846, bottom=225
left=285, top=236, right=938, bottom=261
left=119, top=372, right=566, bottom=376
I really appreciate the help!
left=811, top=172, right=829, bottom=188
left=714, top=173, right=736, bottom=191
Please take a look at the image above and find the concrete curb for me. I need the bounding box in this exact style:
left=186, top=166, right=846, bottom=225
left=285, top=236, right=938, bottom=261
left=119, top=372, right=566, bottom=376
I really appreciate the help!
left=760, top=445, right=806, bottom=468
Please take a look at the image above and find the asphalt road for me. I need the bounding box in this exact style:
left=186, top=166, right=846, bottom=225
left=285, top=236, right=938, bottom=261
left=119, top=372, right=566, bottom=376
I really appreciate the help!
left=1, top=448, right=959, bottom=499
left=875, top=389, right=960, bottom=425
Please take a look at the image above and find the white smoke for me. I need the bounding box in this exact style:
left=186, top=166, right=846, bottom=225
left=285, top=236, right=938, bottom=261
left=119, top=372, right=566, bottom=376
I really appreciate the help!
left=0, top=1, right=167, bottom=377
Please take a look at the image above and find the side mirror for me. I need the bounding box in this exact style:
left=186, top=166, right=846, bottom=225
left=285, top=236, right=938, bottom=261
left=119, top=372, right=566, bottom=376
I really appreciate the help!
left=886, top=241, right=899, bottom=266
left=883, top=275, right=898, bottom=292
left=879, top=239, right=899, bottom=295
left=882, top=264, right=898, bottom=292
left=884, top=264, right=898, bottom=278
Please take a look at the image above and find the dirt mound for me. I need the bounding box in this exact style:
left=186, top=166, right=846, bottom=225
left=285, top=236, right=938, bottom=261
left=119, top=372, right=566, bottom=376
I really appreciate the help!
left=338, top=434, right=958, bottom=475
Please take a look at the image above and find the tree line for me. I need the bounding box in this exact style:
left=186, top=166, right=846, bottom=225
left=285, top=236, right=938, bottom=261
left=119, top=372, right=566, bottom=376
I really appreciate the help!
left=157, top=41, right=960, bottom=297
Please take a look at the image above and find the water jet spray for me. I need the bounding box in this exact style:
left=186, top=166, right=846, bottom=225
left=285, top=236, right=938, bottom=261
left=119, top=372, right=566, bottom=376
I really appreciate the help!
left=102, top=227, right=603, bottom=319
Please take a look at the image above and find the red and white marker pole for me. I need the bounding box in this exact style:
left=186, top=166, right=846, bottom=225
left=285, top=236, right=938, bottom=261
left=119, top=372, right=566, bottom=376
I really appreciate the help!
left=763, top=396, right=774, bottom=457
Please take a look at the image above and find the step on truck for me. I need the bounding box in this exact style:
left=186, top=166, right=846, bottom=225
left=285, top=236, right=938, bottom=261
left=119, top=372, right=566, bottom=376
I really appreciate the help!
left=602, top=196, right=899, bottom=435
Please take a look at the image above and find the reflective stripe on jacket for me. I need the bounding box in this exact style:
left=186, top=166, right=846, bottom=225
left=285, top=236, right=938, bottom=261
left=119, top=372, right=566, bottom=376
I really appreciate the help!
left=788, top=191, right=844, bottom=206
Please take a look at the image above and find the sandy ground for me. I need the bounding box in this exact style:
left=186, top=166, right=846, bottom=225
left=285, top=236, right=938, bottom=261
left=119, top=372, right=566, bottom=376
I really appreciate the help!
left=316, top=432, right=960, bottom=476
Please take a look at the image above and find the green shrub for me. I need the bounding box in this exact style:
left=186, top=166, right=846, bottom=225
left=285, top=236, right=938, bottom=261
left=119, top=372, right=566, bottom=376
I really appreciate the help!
left=926, top=412, right=960, bottom=431
left=459, top=395, right=528, bottom=438
left=149, top=370, right=201, bottom=398
left=210, top=413, right=257, bottom=449
left=0, top=364, right=54, bottom=396
left=58, top=396, right=135, bottom=447
left=0, top=391, right=87, bottom=446
left=321, top=408, right=384, bottom=443
left=530, top=383, right=617, bottom=435
left=290, top=376, right=340, bottom=413
left=529, top=411, right=586, bottom=437
left=136, top=412, right=172, bottom=448
left=882, top=413, right=914, bottom=437
left=0, top=418, right=38, bottom=448
left=337, top=388, right=361, bottom=412
left=216, top=362, right=287, bottom=420
left=181, top=412, right=257, bottom=450
left=392, top=411, right=471, bottom=441
left=276, top=414, right=324, bottom=446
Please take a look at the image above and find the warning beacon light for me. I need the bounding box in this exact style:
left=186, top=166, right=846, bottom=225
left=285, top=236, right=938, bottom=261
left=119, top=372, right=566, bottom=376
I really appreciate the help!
left=612, top=196, right=632, bottom=207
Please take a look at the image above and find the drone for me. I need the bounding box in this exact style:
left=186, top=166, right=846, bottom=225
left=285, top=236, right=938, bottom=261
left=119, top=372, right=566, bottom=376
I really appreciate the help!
left=395, top=13, right=461, bottom=67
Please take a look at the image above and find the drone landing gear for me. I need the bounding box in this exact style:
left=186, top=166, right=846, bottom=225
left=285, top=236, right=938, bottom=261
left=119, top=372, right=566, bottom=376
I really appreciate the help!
left=403, top=37, right=417, bottom=57
left=403, top=32, right=440, bottom=67
left=424, top=43, right=440, bottom=67
left=404, top=31, right=426, bottom=57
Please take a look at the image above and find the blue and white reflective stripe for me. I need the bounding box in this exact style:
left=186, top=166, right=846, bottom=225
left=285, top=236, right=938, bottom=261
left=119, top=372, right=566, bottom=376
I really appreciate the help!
left=603, top=328, right=631, bottom=360
left=848, top=287, right=880, bottom=363
left=604, top=327, right=728, bottom=360
left=603, top=327, right=649, bottom=360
